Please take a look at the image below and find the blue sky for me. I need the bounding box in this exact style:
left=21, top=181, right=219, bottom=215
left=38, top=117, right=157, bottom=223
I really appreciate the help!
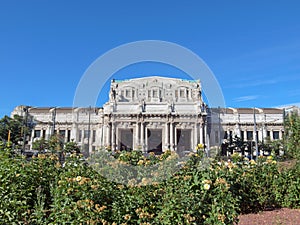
left=1, top=0, right=300, bottom=117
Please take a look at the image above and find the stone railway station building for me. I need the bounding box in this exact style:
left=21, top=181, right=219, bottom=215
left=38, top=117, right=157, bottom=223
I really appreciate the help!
left=11, top=76, right=285, bottom=155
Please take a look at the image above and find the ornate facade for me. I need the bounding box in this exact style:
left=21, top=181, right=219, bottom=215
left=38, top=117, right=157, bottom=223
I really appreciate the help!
left=11, top=76, right=286, bottom=155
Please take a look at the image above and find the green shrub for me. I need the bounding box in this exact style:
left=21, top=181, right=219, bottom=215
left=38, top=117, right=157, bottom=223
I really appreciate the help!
left=1, top=145, right=300, bottom=224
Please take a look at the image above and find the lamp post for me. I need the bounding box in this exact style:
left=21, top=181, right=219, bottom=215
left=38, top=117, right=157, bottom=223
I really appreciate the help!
left=22, top=106, right=29, bottom=154
left=253, top=108, right=259, bottom=159
left=87, top=106, right=91, bottom=157
left=52, top=107, right=56, bottom=136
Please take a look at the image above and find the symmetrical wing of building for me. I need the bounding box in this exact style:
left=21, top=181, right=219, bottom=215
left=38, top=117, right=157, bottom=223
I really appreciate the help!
left=11, top=76, right=286, bottom=155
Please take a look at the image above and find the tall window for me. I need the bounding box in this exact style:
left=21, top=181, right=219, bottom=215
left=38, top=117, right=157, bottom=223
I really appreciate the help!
left=78, top=130, right=82, bottom=142
left=240, top=131, right=244, bottom=141
left=84, top=130, right=89, bottom=139
left=59, top=130, right=65, bottom=139
left=180, top=89, right=184, bottom=97
left=273, top=131, right=279, bottom=140
left=247, top=131, right=253, bottom=140
left=34, top=130, right=41, bottom=138
left=67, top=130, right=71, bottom=142
left=126, top=90, right=130, bottom=97
left=215, top=131, right=219, bottom=144
left=92, top=130, right=96, bottom=143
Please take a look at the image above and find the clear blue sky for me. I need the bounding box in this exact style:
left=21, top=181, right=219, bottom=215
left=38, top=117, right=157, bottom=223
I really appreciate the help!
left=1, top=0, right=300, bottom=117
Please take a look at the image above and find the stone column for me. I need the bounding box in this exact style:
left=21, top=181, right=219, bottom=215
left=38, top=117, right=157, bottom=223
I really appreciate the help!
left=258, top=128, right=263, bottom=143
left=170, top=122, right=174, bottom=151
left=64, top=129, right=68, bottom=143
left=135, top=122, right=139, bottom=149
left=97, top=125, right=103, bottom=147
left=101, top=124, right=106, bottom=147
left=145, top=127, right=148, bottom=152
left=194, top=122, right=198, bottom=149
left=279, top=130, right=283, bottom=140
left=46, top=125, right=52, bottom=140
left=262, top=125, right=267, bottom=142
left=200, top=123, right=203, bottom=144
left=165, top=122, right=169, bottom=150
left=174, top=126, right=177, bottom=151
left=111, top=123, right=116, bottom=150
left=71, top=109, right=79, bottom=141
left=141, top=122, right=144, bottom=152
left=79, top=129, right=83, bottom=146
left=30, top=129, right=35, bottom=149
left=204, top=122, right=207, bottom=147
left=270, top=130, right=273, bottom=141
left=106, top=124, right=111, bottom=147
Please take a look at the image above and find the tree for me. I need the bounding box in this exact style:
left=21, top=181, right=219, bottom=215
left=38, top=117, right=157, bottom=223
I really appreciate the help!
left=284, top=112, right=300, bottom=159
left=64, top=140, right=80, bottom=153
left=32, top=138, right=49, bottom=151
left=0, top=115, right=29, bottom=147
left=48, top=134, right=64, bottom=152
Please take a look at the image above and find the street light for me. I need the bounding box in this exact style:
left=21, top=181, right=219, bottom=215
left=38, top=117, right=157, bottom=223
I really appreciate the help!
left=253, top=108, right=259, bottom=159
left=52, top=107, right=57, bottom=136
left=22, top=106, right=29, bottom=154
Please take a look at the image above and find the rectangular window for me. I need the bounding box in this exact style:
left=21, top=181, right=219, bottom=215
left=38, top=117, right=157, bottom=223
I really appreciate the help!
left=126, top=90, right=130, bottom=97
left=67, top=130, right=71, bottom=142
left=240, top=131, right=244, bottom=141
left=34, top=130, right=41, bottom=138
left=92, top=130, right=96, bottom=143
left=78, top=130, right=82, bottom=142
left=153, top=90, right=158, bottom=97
left=84, top=130, right=89, bottom=139
left=215, top=131, right=219, bottom=144
left=273, top=131, right=280, bottom=140
left=59, top=130, right=65, bottom=139
left=180, top=89, right=184, bottom=97
left=267, top=131, right=270, bottom=137
left=42, top=130, right=46, bottom=139
left=132, top=90, right=135, bottom=98
left=247, top=131, right=253, bottom=140
left=224, top=131, right=228, bottom=139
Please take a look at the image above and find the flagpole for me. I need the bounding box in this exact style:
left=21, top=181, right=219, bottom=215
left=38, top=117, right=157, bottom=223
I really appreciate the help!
left=253, top=107, right=259, bottom=159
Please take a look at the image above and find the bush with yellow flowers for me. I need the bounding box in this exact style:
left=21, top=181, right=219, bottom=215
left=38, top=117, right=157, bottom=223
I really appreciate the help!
left=1, top=141, right=300, bottom=224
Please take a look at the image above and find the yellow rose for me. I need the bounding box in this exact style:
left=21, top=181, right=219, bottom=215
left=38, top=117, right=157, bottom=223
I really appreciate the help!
left=203, top=183, right=210, bottom=190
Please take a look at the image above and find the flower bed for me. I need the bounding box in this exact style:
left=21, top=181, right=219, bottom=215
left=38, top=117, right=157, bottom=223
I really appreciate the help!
left=0, top=146, right=299, bottom=224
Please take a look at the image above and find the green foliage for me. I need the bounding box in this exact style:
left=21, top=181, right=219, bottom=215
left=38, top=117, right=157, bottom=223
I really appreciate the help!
left=32, top=138, right=49, bottom=151
left=1, top=146, right=300, bottom=224
left=0, top=150, right=61, bottom=224
left=64, top=139, right=80, bottom=153
left=284, top=112, right=300, bottom=159
left=0, top=115, right=28, bottom=146
left=48, top=134, right=64, bottom=152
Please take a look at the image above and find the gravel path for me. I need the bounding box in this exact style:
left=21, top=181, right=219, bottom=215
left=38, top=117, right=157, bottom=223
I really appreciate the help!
left=238, top=208, right=300, bottom=225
